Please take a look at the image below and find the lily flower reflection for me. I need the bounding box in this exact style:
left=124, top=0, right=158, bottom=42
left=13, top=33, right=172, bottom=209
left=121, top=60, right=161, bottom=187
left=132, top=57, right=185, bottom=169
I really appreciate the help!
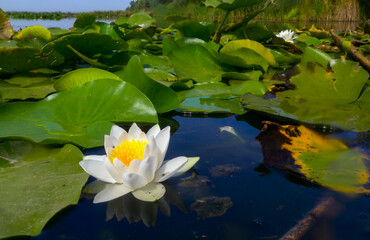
left=80, top=123, right=199, bottom=203
left=276, top=29, right=297, bottom=43
left=105, top=182, right=187, bottom=227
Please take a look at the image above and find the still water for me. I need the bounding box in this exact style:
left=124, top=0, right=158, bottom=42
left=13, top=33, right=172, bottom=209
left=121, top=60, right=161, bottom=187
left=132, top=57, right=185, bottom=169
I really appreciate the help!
left=8, top=17, right=369, bottom=240
left=9, top=18, right=112, bottom=30
left=26, top=113, right=370, bottom=240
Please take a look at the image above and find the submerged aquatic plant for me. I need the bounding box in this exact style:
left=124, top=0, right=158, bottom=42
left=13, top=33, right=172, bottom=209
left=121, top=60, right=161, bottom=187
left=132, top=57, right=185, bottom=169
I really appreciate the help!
left=80, top=123, right=198, bottom=203
left=276, top=29, right=297, bottom=43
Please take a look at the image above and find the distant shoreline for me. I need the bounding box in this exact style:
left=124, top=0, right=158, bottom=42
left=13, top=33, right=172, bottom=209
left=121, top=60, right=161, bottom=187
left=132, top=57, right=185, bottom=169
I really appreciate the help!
left=5, top=10, right=131, bottom=20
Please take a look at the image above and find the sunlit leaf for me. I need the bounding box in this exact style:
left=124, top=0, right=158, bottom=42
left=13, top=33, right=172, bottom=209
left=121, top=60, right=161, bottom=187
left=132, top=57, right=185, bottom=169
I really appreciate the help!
left=220, top=39, right=276, bottom=66
left=296, top=33, right=322, bottom=46
left=54, top=68, right=121, bottom=91
left=14, top=25, right=51, bottom=42
left=128, top=12, right=156, bottom=29
left=257, top=122, right=370, bottom=194
left=0, top=141, right=88, bottom=238
left=0, top=9, right=13, bottom=39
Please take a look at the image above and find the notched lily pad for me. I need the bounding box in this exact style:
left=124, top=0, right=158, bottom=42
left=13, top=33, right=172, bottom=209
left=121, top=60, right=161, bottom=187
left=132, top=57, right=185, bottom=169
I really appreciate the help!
left=190, top=196, right=233, bottom=219
left=256, top=121, right=370, bottom=194
left=0, top=141, right=88, bottom=238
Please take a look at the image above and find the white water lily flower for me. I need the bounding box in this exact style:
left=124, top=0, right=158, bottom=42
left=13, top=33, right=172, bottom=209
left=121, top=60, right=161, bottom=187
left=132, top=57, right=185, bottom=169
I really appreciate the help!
left=80, top=123, right=197, bottom=203
left=276, top=29, right=297, bottom=43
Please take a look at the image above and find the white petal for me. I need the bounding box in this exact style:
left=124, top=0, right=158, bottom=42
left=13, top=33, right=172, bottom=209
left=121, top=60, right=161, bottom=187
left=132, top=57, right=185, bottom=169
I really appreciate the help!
left=147, top=124, right=160, bottom=139
left=138, top=156, right=157, bottom=182
left=113, top=158, right=128, bottom=173
left=128, top=159, right=142, bottom=173
left=104, top=135, right=118, bottom=155
left=154, top=156, right=187, bottom=182
left=138, top=132, right=148, bottom=142
left=132, top=182, right=166, bottom=202
left=93, top=184, right=132, bottom=203
left=122, top=173, right=148, bottom=189
left=145, top=137, right=163, bottom=170
left=173, top=157, right=200, bottom=177
left=110, top=125, right=126, bottom=140
left=118, top=132, right=132, bottom=143
left=128, top=123, right=143, bottom=139
left=79, top=159, right=116, bottom=183
left=104, top=158, right=123, bottom=183
left=83, top=155, right=106, bottom=161
left=154, top=126, right=170, bottom=157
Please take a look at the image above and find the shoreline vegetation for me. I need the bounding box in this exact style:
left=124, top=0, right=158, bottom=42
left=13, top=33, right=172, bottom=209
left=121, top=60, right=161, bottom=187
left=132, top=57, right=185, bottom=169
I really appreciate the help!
left=4, top=0, right=370, bottom=23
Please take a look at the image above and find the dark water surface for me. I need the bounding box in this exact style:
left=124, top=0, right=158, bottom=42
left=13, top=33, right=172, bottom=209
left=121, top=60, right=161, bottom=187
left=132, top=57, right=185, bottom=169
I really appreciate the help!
left=26, top=113, right=370, bottom=240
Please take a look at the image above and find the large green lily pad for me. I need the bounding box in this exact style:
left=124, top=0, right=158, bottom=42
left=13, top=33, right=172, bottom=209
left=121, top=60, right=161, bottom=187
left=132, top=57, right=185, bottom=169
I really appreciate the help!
left=116, top=55, right=179, bottom=113
left=0, top=79, right=157, bottom=147
left=257, top=122, right=370, bottom=194
left=241, top=60, right=370, bottom=131
left=0, top=141, right=88, bottom=238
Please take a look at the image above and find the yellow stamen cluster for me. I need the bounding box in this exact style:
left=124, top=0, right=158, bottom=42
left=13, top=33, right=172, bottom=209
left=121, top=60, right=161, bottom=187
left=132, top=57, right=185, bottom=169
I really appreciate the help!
left=109, top=139, right=147, bottom=166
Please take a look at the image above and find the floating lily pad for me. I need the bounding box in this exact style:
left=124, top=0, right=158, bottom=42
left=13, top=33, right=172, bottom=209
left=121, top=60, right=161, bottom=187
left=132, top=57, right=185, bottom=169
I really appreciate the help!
left=0, top=76, right=56, bottom=102
left=190, top=196, right=233, bottom=219
left=0, top=47, right=64, bottom=73
left=209, top=164, right=242, bottom=177
left=241, top=60, right=370, bottom=131
left=0, top=141, right=88, bottom=238
left=168, top=44, right=224, bottom=83
left=42, top=33, right=127, bottom=59
left=0, top=79, right=157, bottom=147
left=256, top=122, right=370, bottom=194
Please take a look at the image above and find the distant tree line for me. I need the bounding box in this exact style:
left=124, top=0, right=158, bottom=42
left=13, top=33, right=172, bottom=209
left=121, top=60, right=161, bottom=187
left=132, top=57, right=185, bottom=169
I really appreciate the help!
left=127, top=0, right=203, bottom=11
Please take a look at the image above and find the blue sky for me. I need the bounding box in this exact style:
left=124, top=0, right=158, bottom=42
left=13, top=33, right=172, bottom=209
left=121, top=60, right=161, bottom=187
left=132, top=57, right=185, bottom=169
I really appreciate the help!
left=1, top=0, right=131, bottom=12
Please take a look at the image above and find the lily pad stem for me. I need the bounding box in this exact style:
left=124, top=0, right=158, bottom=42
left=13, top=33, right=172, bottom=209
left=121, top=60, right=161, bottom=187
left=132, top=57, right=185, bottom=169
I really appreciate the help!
left=212, top=10, right=230, bottom=43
